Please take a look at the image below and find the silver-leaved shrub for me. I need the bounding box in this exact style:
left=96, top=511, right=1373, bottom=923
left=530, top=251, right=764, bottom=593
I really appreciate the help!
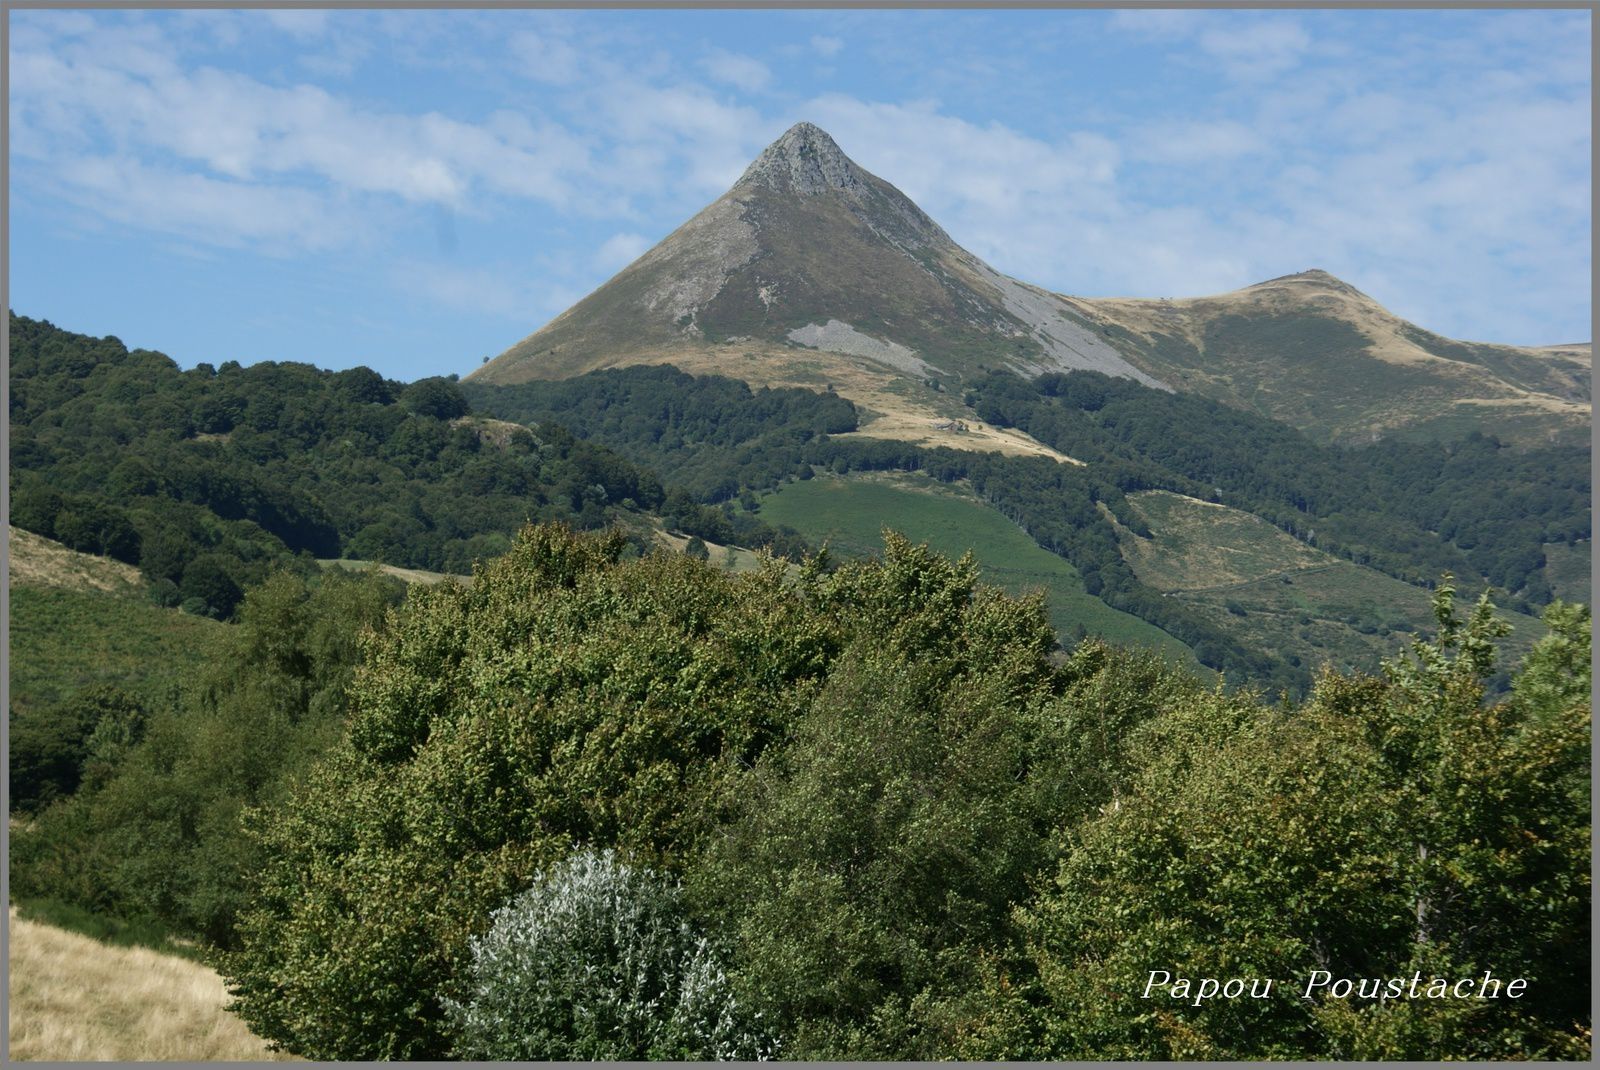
left=445, top=847, right=777, bottom=1060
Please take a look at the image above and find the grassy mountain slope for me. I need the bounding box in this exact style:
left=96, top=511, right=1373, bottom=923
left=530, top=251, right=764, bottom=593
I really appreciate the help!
left=1113, top=491, right=1547, bottom=682
left=473, top=125, right=1587, bottom=449
left=759, top=472, right=1201, bottom=669
left=1063, top=270, right=1590, bottom=445
left=469, top=123, right=1161, bottom=456
left=8, top=527, right=228, bottom=720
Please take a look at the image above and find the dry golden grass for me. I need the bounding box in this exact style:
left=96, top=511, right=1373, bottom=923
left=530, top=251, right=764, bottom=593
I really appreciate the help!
left=7, top=908, right=296, bottom=1062
left=1079, top=275, right=1591, bottom=393
left=833, top=409, right=1087, bottom=464
left=449, top=413, right=533, bottom=449
left=7, top=526, right=143, bottom=595
left=652, top=528, right=775, bottom=573
left=318, top=558, right=471, bottom=586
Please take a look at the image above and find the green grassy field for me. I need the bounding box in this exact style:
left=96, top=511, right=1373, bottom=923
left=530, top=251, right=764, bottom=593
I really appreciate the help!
left=1117, top=491, right=1548, bottom=680
left=759, top=473, right=1201, bottom=667
left=8, top=585, right=228, bottom=720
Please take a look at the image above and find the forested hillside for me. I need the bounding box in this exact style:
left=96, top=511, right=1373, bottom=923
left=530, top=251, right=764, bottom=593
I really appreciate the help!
left=9, top=527, right=1588, bottom=1060
left=461, top=365, right=858, bottom=501
left=966, top=369, right=1589, bottom=606
left=13, top=307, right=1584, bottom=693
left=469, top=362, right=1586, bottom=694
left=7, top=314, right=806, bottom=619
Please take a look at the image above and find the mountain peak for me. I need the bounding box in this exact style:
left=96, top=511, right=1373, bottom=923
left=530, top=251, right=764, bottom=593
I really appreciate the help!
left=1241, top=268, right=1375, bottom=304
left=737, top=121, right=867, bottom=195
left=1285, top=268, right=1363, bottom=293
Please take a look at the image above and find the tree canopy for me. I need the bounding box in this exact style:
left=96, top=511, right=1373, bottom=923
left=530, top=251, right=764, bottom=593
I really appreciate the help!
left=207, top=525, right=1589, bottom=1061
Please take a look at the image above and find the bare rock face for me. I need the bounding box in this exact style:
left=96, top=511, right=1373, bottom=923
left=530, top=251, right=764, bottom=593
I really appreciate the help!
left=787, top=319, right=942, bottom=377
left=737, top=122, right=867, bottom=196
left=736, top=122, right=948, bottom=250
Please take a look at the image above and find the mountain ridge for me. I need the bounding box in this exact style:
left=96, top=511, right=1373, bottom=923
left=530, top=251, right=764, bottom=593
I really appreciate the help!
left=473, top=122, right=1589, bottom=447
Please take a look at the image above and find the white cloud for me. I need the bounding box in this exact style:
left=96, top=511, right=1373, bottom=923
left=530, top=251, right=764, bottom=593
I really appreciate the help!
left=1107, top=9, right=1205, bottom=40
left=594, top=231, right=651, bottom=271
left=782, top=45, right=1585, bottom=346
left=1130, top=119, right=1266, bottom=164
left=391, top=259, right=541, bottom=319
left=591, top=81, right=767, bottom=197
left=1198, top=20, right=1312, bottom=82
left=1109, top=12, right=1313, bottom=83
left=701, top=48, right=772, bottom=92
left=262, top=10, right=329, bottom=39
left=508, top=31, right=583, bottom=85
left=802, top=95, right=1120, bottom=221
left=391, top=258, right=596, bottom=331
left=9, top=10, right=1587, bottom=347
left=9, top=22, right=599, bottom=253
left=48, top=153, right=355, bottom=253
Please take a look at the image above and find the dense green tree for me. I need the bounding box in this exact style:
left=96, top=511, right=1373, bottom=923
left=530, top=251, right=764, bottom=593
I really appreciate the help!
left=8, top=313, right=742, bottom=618
left=1511, top=601, right=1591, bottom=725
left=9, top=686, right=145, bottom=812
left=400, top=376, right=471, bottom=420
left=221, top=525, right=1074, bottom=1059
left=180, top=554, right=245, bottom=619
left=463, top=364, right=857, bottom=503
left=962, top=584, right=1590, bottom=1060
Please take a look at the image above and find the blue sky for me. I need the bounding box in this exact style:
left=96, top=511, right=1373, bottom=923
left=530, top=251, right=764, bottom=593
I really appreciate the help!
left=8, top=7, right=1591, bottom=381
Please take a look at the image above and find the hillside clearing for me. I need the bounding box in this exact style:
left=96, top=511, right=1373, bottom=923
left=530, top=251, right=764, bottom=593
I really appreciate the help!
left=318, top=558, right=470, bottom=586
left=517, top=341, right=1086, bottom=463
left=8, top=582, right=228, bottom=720
left=652, top=527, right=771, bottom=573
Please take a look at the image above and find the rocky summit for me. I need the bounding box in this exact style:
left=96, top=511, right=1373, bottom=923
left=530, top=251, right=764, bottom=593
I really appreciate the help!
left=472, top=122, right=1589, bottom=448
left=733, top=122, right=947, bottom=250
left=738, top=121, right=870, bottom=197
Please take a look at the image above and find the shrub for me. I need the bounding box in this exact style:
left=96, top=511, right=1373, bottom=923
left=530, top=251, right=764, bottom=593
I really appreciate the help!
left=446, top=848, right=775, bottom=1061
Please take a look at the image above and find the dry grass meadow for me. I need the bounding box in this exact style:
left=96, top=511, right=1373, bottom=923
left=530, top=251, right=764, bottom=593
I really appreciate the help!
left=7, top=908, right=295, bottom=1061
left=7, top=525, right=143, bottom=594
